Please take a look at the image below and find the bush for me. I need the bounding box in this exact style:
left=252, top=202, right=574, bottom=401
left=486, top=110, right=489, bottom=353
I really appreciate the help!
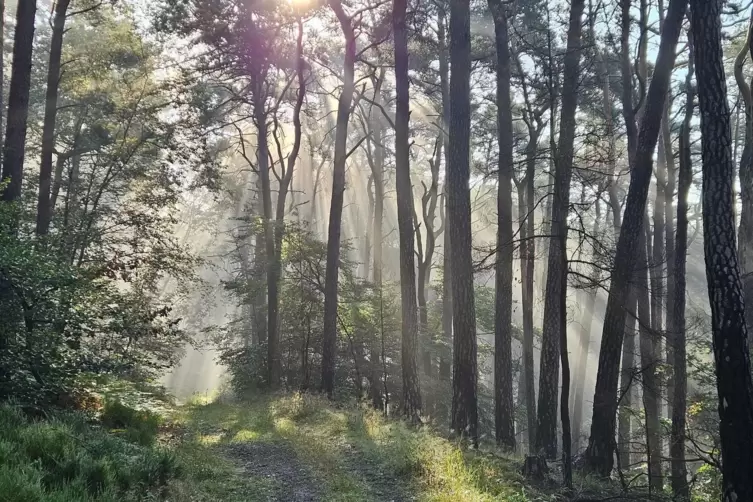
left=101, top=400, right=162, bottom=446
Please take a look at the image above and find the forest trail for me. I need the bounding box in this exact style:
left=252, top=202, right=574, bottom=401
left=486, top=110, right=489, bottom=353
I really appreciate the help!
left=172, top=393, right=649, bottom=501
left=173, top=393, right=533, bottom=501
left=221, top=435, right=413, bottom=501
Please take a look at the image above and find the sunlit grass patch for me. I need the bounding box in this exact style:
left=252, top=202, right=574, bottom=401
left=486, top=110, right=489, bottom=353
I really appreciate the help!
left=177, top=394, right=548, bottom=501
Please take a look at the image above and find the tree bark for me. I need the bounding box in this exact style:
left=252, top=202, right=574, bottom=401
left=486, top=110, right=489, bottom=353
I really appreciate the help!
left=691, top=2, right=753, bottom=500
left=448, top=0, right=478, bottom=445
left=584, top=0, right=687, bottom=477
left=394, top=0, right=422, bottom=422
left=321, top=0, right=356, bottom=397
left=368, top=69, right=386, bottom=410
left=36, top=0, right=71, bottom=236
left=572, top=200, right=600, bottom=451
left=735, top=10, right=753, bottom=362
left=535, top=0, right=585, bottom=459
left=639, top=220, right=663, bottom=491
left=670, top=33, right=693, bottom=500
left=488, top=0, right=515, bottom=451
left=0, top=0, right=38, bottom=205
left=521, top=126, right=538, bottom=449
left=617, top=290, right=636, bottom=470
left=438, top=4, right=452, bottom=385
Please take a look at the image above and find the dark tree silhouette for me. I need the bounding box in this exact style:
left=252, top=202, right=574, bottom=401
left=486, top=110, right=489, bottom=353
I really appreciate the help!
left=36, top=0, right=71, bottom=236
left=394, top=0, right=422, bottom=422
left=670, top=25, right=693, bottom=500
left=321, top=0, right=357, bottom=397
left=584, top=0, right=687, bottom=476
left=535, top=0, right=584, bottom=459
left=1, top=0, right=38, bottom=205
left=691, top=1, right=753, bottom=499
left=448, top=0, right=478, bottom=445
left=488, top=0, right=515, bottom=451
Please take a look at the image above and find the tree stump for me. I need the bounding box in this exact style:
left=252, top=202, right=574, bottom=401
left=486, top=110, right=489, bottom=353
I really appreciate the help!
left=522, top=455, right=549, bottom=481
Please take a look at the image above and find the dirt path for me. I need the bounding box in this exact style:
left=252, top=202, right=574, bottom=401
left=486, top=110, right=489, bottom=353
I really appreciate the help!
left=222, top=441, right=321, bottom=501
left=339, top=442, right=415, bottom=502
left=222, top=439, right=414, bottom=501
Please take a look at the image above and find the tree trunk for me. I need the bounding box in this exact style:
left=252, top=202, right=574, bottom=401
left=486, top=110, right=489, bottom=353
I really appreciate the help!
left=36, top=0, right=71, bottom=236
left=535, top=0, right=585, bottom=459
left=321, top=1, right=356, bottom=397
left=670, top=37, right=693, bottom=500
left=691, top=2, right=753, bottom=500
left=639, top=220, right=663, bottom=492
left=438, top=5, right=452, bottom=386
left=519, top=127, right=538, bottom=450
left=735, top=11, right=753, bottom=362
left=270, top=21, right=306, bottom=389
left=253, top=87, right=279, bottom=389
left=0, top=0, right=37, bottom=205
left=584, top=0, right=687, bottom=477
left=572, top=200, right=600, bottom=451
left=618, top=291, right=636, bottom=471
left=394, top=0, right=422, bottom=422
left=448, top=0, right=478, bottom=445
left=369, top=70, right=386, bottom=410
left=488, top=0, right=515, bottom=451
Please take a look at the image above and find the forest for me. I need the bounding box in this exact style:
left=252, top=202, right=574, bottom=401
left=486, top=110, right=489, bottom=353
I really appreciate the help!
left=0, top=0, right=752, bottom=500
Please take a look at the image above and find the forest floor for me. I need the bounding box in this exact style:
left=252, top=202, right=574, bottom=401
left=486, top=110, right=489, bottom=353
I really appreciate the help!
left=166, top=393, right=634, bottom=502
left=0, top=385, right=654, bottom=501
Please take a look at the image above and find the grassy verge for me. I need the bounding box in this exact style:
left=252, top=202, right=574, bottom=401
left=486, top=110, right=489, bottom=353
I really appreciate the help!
left=0, top=404, right=179, bottom=502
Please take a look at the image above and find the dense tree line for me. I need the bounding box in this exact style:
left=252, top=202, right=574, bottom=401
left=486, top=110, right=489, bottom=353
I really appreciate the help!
left=2, top=0, right=753, bottom=499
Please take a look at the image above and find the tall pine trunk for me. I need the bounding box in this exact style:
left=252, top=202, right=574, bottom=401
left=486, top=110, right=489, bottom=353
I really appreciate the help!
left=488, top=0, right=515, bottom=450
left=735, top=11, right=753, bottom=361
left=321, top=0, right=356, bottom=396
left=448, top=0, right=478, bottom=445
left=394, top=0, right=422, bottom=422
left=438, top=5, right=452, bottom=386
left=0, top=0, right=37, bottom=205
left=584, top=0, right=687, bottom=476
left=36, top=0, right=71, bottom=236
left=572, top=200, right=600, bottom=450
left=535, top=0, right=585, bottom=459
left=691, top=2, right=753, bottom=499
left=639, top=220, right=663, bottom=491
left=670, top=34, right=693, bottom=499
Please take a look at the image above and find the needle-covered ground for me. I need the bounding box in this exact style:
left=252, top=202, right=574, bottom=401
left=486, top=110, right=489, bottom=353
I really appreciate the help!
left=0, top=386, right=650, bottom=502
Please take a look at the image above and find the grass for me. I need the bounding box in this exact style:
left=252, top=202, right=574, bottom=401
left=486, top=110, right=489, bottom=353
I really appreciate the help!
left=174, top=393, right=546, bottom=501
left=0, top=389, right=635, bottom=501
left=0, top=403, right=180, bottom=502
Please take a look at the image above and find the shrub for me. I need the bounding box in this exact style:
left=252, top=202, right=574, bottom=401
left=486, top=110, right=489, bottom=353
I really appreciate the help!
left=101, top=400, right=162, bottom=446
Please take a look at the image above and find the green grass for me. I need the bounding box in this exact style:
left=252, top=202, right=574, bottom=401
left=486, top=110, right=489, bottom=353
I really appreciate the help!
left=174, top=393, right=546, bottom=501
left=0, top=390, right=639, bottom=501
left=0, top=404, right=180, bottom=502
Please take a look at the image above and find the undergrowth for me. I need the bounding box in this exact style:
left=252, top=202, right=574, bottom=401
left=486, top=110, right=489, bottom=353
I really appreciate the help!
left=0, top=403, right=179, bottom=502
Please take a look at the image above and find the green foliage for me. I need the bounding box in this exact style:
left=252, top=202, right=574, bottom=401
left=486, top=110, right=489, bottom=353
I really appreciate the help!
left=0, top=404, right=181, bottom=501
left=101, top=400, right=162, bottom=446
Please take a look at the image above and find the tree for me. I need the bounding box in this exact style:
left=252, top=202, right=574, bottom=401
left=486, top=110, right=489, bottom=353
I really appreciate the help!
left=735, top=10, right=753, bottom=358
left=448, top=0, right=478, bottom=445
left=37, top=0, right=72, bottom=236
left=488, top=0, right=515, bottom=451
left=670, top=26, right=694, bottom=500
left=321, top=0, right=357, bottom=397
left=1, top=0, right=38, bottom=205
left=691, top=0, right=753, bottom=499
left=394, top=0, right=422, bottom=421
left=584, top=0, right=687, bottom=476
left=535, top=0, right=584, bottom=460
